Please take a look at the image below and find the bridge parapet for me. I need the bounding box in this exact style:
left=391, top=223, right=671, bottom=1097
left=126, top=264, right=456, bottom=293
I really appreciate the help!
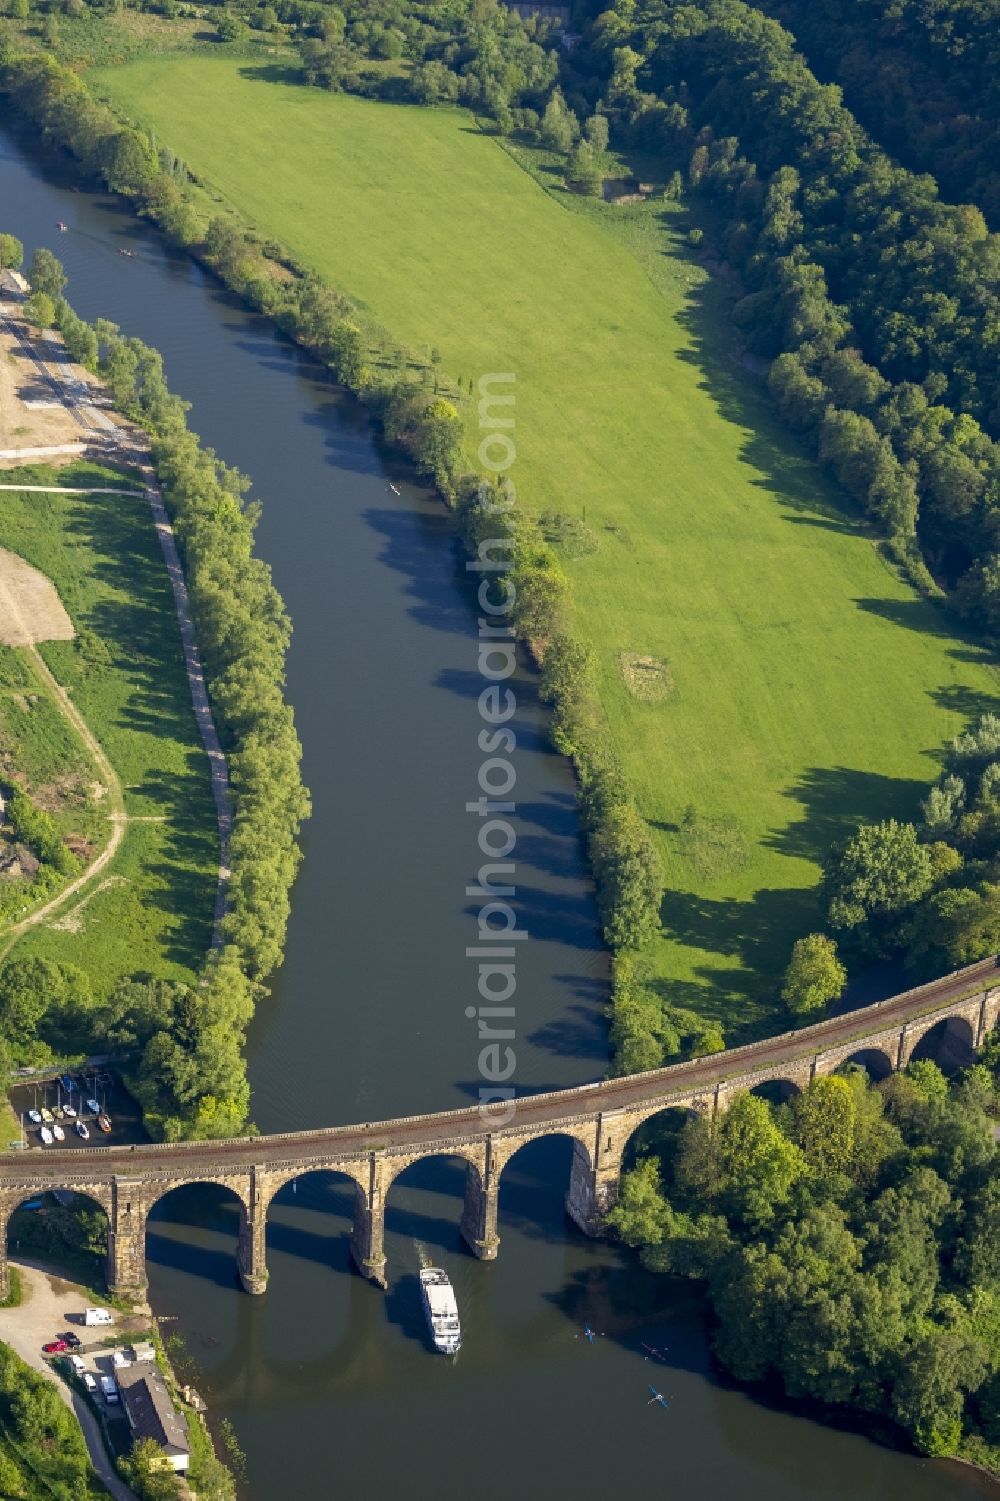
left=0, top=958, right=998, bottom=1299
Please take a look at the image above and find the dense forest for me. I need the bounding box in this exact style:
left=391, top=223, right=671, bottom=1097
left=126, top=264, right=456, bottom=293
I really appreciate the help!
left=611, top=1055, right=1000, bottom=1464
left=759, top=0, right=1000, bottom=225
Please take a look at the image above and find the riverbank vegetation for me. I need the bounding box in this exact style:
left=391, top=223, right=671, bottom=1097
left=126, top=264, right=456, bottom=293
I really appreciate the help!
left=610, top=1051, right=1000, bottom=1467
left=0, top=1340, right=107, bottom=1499
left=0, top=252, right=308, bottom=1136
left=7, top=46, right=995, bottom=1060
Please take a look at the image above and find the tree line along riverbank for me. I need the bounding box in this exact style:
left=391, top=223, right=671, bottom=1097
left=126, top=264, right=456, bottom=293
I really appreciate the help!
left=0, top=234, right=309, bottom=1142
left=0, top=41, right=686, bottom=1072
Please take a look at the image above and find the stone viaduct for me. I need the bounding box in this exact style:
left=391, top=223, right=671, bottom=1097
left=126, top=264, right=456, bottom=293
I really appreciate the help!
left=1, top=955, right=998, bottom=1300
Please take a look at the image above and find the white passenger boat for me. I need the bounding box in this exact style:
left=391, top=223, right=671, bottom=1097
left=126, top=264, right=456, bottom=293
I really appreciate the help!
left=419, top=1268, right=461, bottom=1355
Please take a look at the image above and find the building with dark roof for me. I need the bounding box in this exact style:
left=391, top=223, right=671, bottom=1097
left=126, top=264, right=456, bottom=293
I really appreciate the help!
left=117, top=1363, right=191, bottom=1473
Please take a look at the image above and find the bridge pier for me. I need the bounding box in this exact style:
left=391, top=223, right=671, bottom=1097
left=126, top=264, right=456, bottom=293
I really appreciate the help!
left=459, top=1149, right=499, bottom=1261
left=565, top=1121, right=624, bottom=1236
left=106, top=1179, right=148, bottom=1296
left=350, top=1160, right=387, bottom=1288
left=236, top=1168, right=268, bottom=1295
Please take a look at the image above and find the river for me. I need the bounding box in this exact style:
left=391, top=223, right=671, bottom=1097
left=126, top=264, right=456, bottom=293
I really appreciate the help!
left=0, top=125, right=994, bottom=1501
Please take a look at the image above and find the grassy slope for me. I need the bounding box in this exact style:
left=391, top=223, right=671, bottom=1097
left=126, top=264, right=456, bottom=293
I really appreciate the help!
left=91, top=54, right=1000, bottom=1034
left=0, top=463, right=217, bottom=994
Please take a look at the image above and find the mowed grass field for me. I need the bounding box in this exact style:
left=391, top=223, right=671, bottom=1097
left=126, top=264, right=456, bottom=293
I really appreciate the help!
left=0, top=463, right=217, bottom=994
left=91, top=54, right=1000, bottom=1032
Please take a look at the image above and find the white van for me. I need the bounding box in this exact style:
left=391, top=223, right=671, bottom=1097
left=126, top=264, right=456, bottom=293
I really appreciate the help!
left=84, top=1308, right=113, bottom=1327
left=69, top=1354, right=86, bottom=1374
left=83, top=1372, right=97, bottom=1393
left=100, top=1375, right=118, bottom=1404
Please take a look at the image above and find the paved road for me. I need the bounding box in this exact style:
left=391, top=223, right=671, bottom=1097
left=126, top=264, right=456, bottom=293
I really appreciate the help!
left=0, top=484, right=145, bottom=495
left=141, top=470, right=232, bottom=932
left=1, top=955, right=996, bottom=1184
left=0, top=442, right=89, bottom=459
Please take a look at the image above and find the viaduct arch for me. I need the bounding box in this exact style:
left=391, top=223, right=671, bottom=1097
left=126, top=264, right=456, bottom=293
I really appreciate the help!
left=1, top=955, right=997, bottom=1296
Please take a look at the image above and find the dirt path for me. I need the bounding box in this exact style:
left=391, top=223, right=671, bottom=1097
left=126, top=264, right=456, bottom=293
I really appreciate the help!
left=1, top=1261, right=140, bottom=1501
left=0, top=480, right=233, bottom=944
left=0, top=639, right=126, bottom=958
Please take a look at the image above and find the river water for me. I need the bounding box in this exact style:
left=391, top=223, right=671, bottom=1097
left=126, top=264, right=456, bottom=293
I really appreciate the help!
left=0, top=127, right=993, bottom=1500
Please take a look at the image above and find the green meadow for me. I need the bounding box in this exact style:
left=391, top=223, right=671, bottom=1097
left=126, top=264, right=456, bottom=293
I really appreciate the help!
left=90, top=54, right=1000, bottom=1033
left=0, top=463, right=217, bottom=994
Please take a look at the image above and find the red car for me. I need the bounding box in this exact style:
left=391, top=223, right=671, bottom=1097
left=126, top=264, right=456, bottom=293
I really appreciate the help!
left=42, top=1339, right=69, bottom=1355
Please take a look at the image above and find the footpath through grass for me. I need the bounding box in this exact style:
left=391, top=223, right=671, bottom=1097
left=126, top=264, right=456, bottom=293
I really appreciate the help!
left=0, top=461, right=217, bottom=995
left=90, top=54, right=1000, bottom=1034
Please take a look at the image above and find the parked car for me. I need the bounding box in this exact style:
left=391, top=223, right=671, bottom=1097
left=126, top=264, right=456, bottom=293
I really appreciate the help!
left=99, top=1375, right=118, bottom=1404
left=69, top=1354, right=86, bottom=1374
left=83, top=1308, right=112, bottom=1327
left=43, top=1339, right=69, bottom=1354
left=82, top=1372, right=97, bottom=1393
left=61, top=1332, right=81, bottom=1348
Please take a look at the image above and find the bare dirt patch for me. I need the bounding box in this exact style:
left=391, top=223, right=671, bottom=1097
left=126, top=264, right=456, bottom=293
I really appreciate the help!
left=0, top=311, right=93, bottom=454
left=33, top=772, right=91, bottom=815
left=0, top=548, right=75, bottom=647
left=619, top=651, right=673, bottom=702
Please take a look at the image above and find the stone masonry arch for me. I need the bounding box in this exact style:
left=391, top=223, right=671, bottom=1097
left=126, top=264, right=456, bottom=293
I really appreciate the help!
left=0, top=956, right=998, bottom=1300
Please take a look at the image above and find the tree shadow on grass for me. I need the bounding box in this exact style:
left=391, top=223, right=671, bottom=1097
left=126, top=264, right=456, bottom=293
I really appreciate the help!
left=237, top=61, right=304, bottom=88
left=663, top=766, right=931, bottom=1029
left=928, top=680, right=1000, bottom=721
left=657, top=203, right=870, bottom=534
left=131, top=766, right=217, bottom=968
left=854, top=596, right=998, bottom=671
left=654, top=883, right=821, bottom=1038
left=765, top=765, right=932, bottom=868
left=660, top=199, right=1000, bottom=690
left=61, top=489, right=203, bottom=744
